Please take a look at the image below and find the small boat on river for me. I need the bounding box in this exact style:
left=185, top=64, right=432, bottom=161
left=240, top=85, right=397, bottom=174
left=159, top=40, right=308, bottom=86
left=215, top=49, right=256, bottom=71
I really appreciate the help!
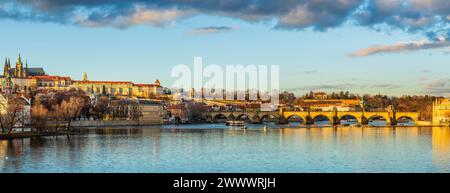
left=225, top=120, right=245, bottom=126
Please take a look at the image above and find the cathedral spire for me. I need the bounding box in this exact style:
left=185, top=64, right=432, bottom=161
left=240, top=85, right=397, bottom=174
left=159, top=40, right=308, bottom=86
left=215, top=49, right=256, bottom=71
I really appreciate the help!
left=4, top=57, right=11, bottom=77
left=24, top=59, right=28, bottom=77
left=17, top=53, right=22, bottom=64
left=15, top=53, right=24, bottom=78
left=82, top=72, right=88, bottom=81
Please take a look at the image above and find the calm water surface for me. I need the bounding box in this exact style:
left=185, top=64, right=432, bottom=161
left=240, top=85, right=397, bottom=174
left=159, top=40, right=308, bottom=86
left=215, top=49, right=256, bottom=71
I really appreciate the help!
left=1, top=124, right=449, bottom=173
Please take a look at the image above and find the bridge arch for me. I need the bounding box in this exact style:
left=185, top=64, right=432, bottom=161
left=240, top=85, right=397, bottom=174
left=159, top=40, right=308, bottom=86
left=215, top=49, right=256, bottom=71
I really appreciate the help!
left=338, top=114, right=360, bottom=124
left=286, top=114, right=306, bottom=123
left=395, top=112, right=419, bottom=125
left=396, top=116, right=416, bottom=126
left=260, top=114, right=279, bottom=123
left=367, top=115, right=390, bottom=125
left=236, top=113, right=252, bottom=121
left=312, top=114, right=333, bottom=125
left=212, top=113, right=228, bottom=122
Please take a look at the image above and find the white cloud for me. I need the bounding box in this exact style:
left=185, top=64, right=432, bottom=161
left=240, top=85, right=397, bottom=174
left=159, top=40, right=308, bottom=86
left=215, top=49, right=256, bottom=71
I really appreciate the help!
left=74, top=6, right=195, bottom=28
left=189, top=26, right=240, bottom=35
left=350, top=39, right=450, bottom=57
left=420, top=79, right=450, bottom=96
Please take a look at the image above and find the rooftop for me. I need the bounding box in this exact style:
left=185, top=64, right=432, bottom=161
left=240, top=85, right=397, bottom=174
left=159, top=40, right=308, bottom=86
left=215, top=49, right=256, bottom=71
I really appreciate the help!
left=73, top=80, right=133, bottom=84
left=32, top=75, right=72, bottom=81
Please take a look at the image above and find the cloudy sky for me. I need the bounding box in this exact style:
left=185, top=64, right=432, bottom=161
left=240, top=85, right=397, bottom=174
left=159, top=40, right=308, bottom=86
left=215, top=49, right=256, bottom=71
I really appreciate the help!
left=0, top=0, right=449, bottom=96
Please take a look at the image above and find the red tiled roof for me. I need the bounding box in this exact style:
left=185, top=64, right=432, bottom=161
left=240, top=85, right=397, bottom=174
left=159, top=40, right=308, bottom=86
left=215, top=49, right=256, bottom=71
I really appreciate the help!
left=73, top=80, right=162, bottom=86
left=32, top=76, right=72, bottom=81
left=134, top=83, right=157, bottom=87
left=74, top=80, right=132, bottom=84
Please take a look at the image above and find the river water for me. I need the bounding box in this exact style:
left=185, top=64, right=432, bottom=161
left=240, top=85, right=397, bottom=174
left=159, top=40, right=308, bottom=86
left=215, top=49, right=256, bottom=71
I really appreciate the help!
left=1, top=123, right=449, bottom=173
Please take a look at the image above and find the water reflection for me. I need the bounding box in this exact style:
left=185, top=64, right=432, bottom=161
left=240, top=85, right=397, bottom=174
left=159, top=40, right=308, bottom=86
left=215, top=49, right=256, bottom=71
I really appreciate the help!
left=0, top=125, right=449, bottom=172
left=432, top=128, right=450, bottom=171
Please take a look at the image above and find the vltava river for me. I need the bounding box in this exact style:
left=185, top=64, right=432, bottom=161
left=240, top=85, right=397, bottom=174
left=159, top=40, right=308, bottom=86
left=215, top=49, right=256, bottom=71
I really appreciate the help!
left=1, top=124, right=449, bottom=172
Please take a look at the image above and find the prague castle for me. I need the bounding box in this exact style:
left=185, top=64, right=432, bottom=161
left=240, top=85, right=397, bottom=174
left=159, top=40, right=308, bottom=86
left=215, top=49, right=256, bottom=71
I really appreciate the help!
left=3, top=54, right=46, bottom=78
left=1, top=54, right=164, bottom=98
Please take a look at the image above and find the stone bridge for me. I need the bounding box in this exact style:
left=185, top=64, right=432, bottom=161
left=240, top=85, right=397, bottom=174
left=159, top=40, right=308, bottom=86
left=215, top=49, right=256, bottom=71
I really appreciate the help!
left=206, top=110, right=420, bottom=125
left=207, top=111, right=280, bottom=123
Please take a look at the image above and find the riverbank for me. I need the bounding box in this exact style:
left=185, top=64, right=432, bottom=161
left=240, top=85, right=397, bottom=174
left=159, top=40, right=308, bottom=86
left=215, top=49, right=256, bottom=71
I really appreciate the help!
left=0, top=131, right=73, bottom=140
left=2, top=122, right=447, bottom=140
left=69, top=119, right=164, bottom=127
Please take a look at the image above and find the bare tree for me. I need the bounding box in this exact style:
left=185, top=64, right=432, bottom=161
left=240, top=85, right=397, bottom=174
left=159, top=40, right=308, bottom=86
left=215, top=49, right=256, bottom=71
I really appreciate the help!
left=31, top=101, right=50, bottom=134
left=92, top=96, right=110, bottom=120
left=0, top=95, right=26, bottom=134
left=17, top=107, right=30, bottom=132
left=55, top=96, right=85, bottom=130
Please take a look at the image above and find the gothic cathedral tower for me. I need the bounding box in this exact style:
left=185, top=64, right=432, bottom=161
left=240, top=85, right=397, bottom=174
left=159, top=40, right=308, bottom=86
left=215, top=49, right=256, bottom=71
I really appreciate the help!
left=14, top=53, right=26, bottom=78
left=3, top=57, right=11, bottom=77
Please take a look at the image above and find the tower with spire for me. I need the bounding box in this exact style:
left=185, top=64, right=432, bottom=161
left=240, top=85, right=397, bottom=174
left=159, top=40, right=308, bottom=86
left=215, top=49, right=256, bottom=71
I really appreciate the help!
left=2, top=72, right=14, bottom=94
left=82, top=72, right=88, bottom=81
left=25, top=59, right=28, bottom=77
left=3, top=57, right=11, bottom=77
left=14, top=53, right=26, bottom=78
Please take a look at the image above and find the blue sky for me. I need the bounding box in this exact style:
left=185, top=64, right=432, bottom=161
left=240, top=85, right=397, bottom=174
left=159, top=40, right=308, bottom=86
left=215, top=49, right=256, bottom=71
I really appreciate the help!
left=0, top=0, right=449, bottom=96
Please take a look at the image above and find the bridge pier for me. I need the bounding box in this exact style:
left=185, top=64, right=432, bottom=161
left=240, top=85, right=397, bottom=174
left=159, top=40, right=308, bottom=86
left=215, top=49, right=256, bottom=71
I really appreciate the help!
left=251, top=116, right=261, bottom=124
left=361, top=116, right=369, bottom=125
left=305, top=116, right=314, bottom=125
left=331, top=116, right=339, bottom=125
left=277, top=116, right=288, bottom=124
left=389, top=118, right=396, bottom=126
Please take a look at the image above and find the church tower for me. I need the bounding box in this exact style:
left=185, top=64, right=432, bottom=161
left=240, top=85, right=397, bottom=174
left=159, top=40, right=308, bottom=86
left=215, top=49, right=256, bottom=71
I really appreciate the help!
left=24, top=59, right=28, bottom=78
left=3, top=57, right=11, bottom=77
left=14, top=53, right=25, bottom=78
left=2, top=72, right=13, bottom=94
left=82, top=72, right=88, bottom=81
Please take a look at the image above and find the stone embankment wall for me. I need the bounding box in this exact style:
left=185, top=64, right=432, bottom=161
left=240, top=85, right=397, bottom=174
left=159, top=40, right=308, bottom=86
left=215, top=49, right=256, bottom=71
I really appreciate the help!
left=70, top=119, right=163, bottom=127
left=70, top=103, right=165, bottom=127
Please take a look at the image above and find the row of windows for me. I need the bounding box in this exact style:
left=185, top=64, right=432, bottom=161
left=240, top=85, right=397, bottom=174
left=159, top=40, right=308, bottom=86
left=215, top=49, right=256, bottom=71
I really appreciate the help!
left=37, top=81, right=70, bottom=87
left=86, top=87, right=128, bottom=95
left=0, top=86, right=33, bottom=92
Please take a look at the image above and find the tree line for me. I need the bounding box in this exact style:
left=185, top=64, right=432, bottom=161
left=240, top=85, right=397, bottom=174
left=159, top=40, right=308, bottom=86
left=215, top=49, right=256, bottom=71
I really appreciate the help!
left=1, top=89, right=142, bottom=134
